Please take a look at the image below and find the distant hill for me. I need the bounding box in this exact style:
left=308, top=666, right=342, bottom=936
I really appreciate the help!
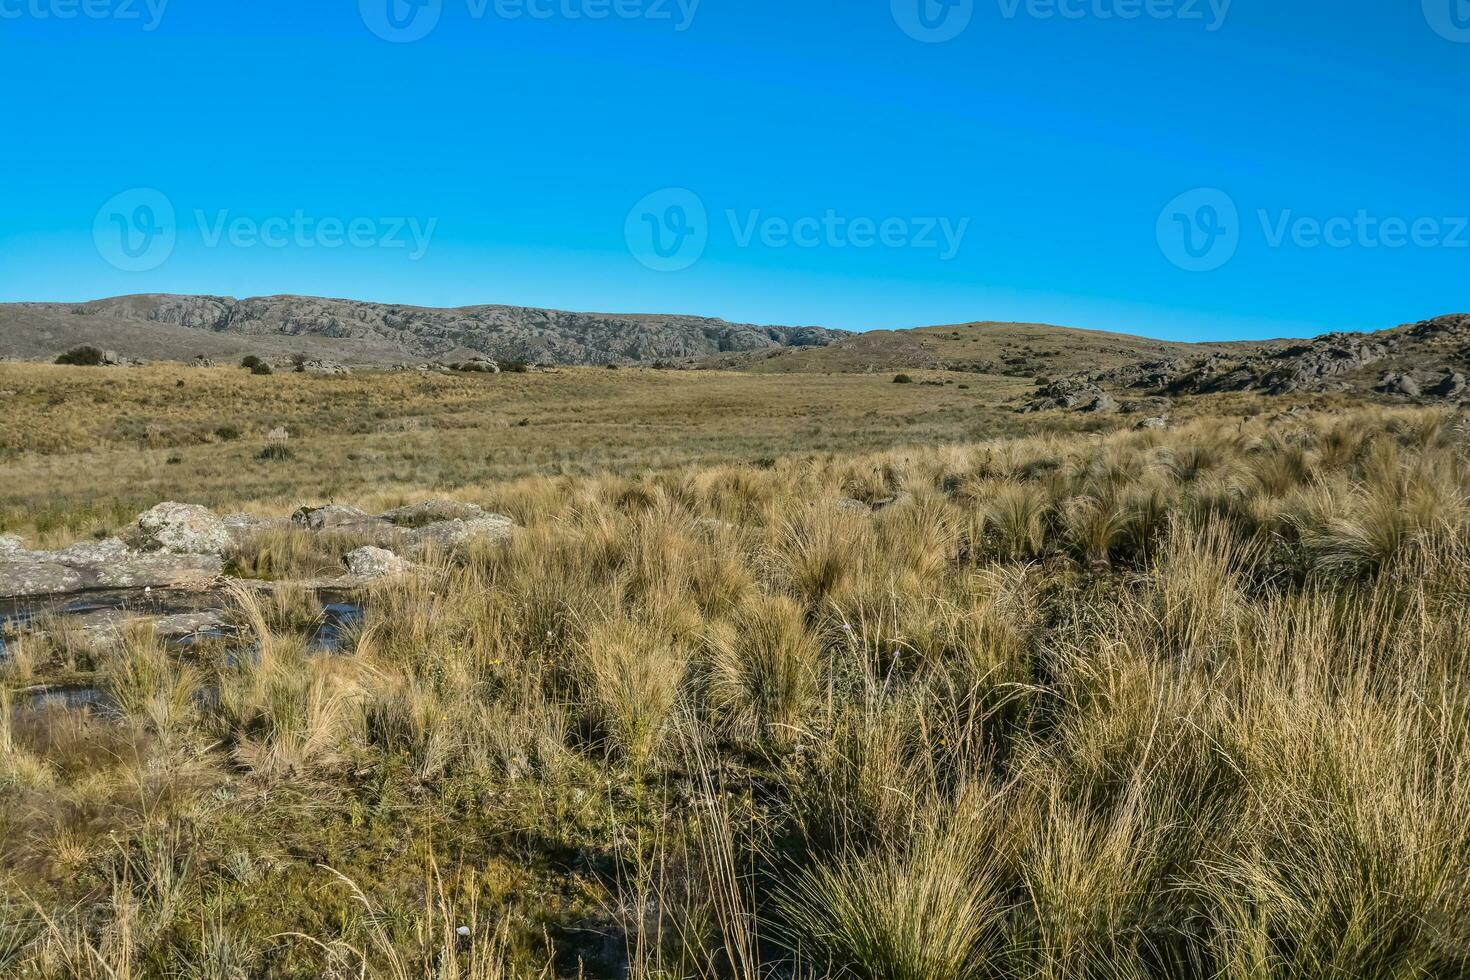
left=697, top=320, right=1253, bottom=378
left=0, top=294, right=848, bottom=367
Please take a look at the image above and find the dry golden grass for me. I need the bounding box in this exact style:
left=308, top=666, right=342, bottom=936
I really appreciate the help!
left=0, top=361, right=1340, bottom=545
left=2, top=399, right=1469, bottom=978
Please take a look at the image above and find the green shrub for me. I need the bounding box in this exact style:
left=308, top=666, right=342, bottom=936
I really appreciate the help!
left=893, top=374, right=914, bottom=384
left=55, top=346, right=106, bottom=366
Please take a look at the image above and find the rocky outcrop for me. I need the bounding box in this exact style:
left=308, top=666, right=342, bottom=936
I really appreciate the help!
left=295, top=359, right=350, bottom=375
left=0, top=499, right=519, bottom=598
left=1021, top=378, right=1118, bottom=414
left=1092, top=315, right=1470, bottom=401
left=1378, top=369, right=1466, bottom=399
left=382, top=498, right=489, bottom=527
left=1024, top=314, right=1470, bottom=412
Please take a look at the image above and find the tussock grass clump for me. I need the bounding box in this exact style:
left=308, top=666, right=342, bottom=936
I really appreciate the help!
left=706, top=595, right=821, bottom=750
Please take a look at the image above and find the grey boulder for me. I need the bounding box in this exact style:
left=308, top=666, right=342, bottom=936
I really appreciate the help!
left=344, top=547, right=412, bottom=579
left=134, top=502, right=233, bottom=555
left=411, top=516, right=517, bottom=550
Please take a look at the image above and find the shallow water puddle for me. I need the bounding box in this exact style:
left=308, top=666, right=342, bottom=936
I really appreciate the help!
left=313, top=601, right=365, bottom=652
left=3, top=589, right=367, bottom=717
left=22, top=683, right=109, bottom=711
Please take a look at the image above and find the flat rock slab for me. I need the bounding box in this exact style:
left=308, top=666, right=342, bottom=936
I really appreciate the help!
left=0, top=561, right=85, bottom=598
left=0, top=553, right=222, bottom=599
left=73, top=608, right=231, bottom=645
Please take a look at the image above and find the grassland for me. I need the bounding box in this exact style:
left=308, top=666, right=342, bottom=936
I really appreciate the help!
left=0, top=362, right=1346, bottom=546
left=2, top=363, right=1466, bottom=979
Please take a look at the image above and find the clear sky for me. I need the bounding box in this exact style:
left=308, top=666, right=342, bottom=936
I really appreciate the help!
left=1, top=0, right=1465, bottom=340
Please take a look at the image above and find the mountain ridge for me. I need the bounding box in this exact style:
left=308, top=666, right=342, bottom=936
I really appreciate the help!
left=0, top=293, right=848, bottom=367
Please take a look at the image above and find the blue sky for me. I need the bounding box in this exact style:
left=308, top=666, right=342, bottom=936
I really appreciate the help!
left=0, top=0, right=1465, bottom=340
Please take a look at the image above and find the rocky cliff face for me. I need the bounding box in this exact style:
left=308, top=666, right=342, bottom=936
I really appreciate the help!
left=39, top=294, right=848, bottom=366
left=1110, top=315, right=1470, bottom=397
left=1022, top=314, right=1470, bottom=412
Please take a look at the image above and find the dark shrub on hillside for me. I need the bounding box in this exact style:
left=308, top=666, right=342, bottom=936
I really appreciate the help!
left=500, top=359, right=529, bottom=374
left=55, top=346, right=106, bottom=366
left=250, top=363, right=273, bottom=376
left=240, top=355, right=265, bottom=370
left=893, top=374, right=914, bottom=384
left=215, top=425, right=242, bottom=442
left=257, top=444, right=293, bottom=461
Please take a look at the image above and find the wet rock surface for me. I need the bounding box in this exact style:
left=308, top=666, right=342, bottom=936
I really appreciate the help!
left=0, top=546, right=221, bottom=599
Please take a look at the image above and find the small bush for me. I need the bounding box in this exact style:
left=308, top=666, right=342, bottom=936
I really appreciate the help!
left=240, top=355, right=264, bottom=370
left=257, top=444, right=293, bottom=461
left=55, top=346, right=106, bottom=366
left=250, top=362, right=273, bottom=376
left=215, top=425, right=242, bottom=442
left=893, top=374, right=914, bottom=384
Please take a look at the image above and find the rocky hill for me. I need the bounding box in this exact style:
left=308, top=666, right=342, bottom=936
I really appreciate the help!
left=0, top=294, right=848, bottom=367
left=1086, top=314, right=1470, bottom=400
